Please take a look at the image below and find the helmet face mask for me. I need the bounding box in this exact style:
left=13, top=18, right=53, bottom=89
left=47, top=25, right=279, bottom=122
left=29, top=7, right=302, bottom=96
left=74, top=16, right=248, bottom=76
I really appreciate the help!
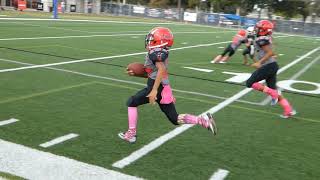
left=145, top=33, right=154, bottom=49
left=246, top=26, right=255, bottom=35
left=145, top=27, right=174, bottom=51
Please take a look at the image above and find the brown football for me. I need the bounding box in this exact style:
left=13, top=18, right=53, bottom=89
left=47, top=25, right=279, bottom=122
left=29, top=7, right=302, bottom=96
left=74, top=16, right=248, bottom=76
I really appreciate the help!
left=127, top=62, right=145, bottom=77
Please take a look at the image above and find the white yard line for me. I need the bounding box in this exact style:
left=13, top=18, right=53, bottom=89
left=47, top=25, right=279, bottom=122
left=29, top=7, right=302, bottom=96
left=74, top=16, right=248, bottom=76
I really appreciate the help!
left=290, top=55, right=320, bottom=80
left=112, top=124, right=193, bottom=169
left=0, top=17, right=239, bottom=37
left=272, top=35, right=294, bottom=38
left=1, top=17, right=318, bottom=39
left=0, top=118, right=19, bottom=126
left=0, top=17, right=175, bottom=25
left=0, top=17, right=236, bottom=32
left=111, top=46, right=320, bottom=169
left=0, top=31, right=231, bottom=41
left=0, top=33, right=146, bottom=41
left=7, top=21, right=98, bottom=34
left=209, top=169, right=230, bottom=180
left=0, top=58, right=260, bottom=106
left=183, top=66, right=214, bottom=72
left=39, top=133, right=79, bottom=148
left=260, top=51, right=320, bottom=105
left=0, top=41, right=230, bottom=73
left=259, top=95, right=273, bottom=106
left=283, top=49, right=320, bottom=74
left=0, top=139, right=142, bottom=180
left=274, top=32, right=320, bottom=40
left=0, top=17, right=307, bottom=37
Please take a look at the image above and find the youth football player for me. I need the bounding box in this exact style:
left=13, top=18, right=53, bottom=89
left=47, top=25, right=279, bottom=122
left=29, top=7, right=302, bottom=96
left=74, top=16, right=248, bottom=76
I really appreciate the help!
left=211, top=29, right=247, bottom=64
left=246, top=20, right=296, bottom=118
left=242, top=26, right=257, bottom=65
left=119, top=27, right=217, bottom=143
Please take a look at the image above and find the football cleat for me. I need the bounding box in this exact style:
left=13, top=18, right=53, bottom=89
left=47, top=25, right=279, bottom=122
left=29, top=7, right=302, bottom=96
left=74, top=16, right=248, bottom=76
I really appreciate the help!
left=118, top=129, right=137, bottom=143
left=210, top=60, right=217, bottom=64
left=205, top=113, right=217, bottom=135
left=211, top=55, right=222, bottom=63
left=280, top=109, right=297, bottom=119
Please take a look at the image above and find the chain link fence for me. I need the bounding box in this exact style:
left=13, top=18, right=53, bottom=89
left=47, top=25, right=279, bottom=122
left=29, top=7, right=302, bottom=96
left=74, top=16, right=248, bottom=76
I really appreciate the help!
left=101, top=2, right=320, bottom=37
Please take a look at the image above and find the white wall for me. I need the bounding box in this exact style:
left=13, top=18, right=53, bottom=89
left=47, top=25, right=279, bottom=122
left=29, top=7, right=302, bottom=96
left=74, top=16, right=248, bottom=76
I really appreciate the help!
left=95, top=0, right=101, bottom=14
left=42, top=0, right=53, bottom=12
left=77, top=0, right=84, bottom=13
left=40, top=0, right=100, bottom=14
left=1, top=0, right=5, bottom=6
left=84, top=0, right=88, bottom=13
left=66, top=0, right=76, bottom=12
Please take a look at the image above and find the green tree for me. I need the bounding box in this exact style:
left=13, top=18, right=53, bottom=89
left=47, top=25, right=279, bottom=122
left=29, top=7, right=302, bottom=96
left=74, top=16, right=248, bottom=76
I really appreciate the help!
left=126, top=0, right=149, bottom=5
left=187, top=0, right=200, bottom=8
left=273, top=0, right=310, bottom=21
left=149, top=0, right=170, bottom=7
left=203, top=0, right=263, bottom=15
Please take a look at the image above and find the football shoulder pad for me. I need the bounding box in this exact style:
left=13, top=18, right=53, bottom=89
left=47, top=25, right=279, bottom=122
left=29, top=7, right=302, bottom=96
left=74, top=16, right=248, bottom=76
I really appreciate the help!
left=148, top=48, right=169, bottom=63
left=256, top=36, right=271, bottom=47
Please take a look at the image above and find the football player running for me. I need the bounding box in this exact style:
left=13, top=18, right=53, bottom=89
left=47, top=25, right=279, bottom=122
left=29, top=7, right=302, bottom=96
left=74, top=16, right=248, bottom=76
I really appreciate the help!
left=246, top=20, right=296, bottom=118
left=119, top=27, right=217, bottom=143
left=211, top=29, right=247, bottom=64
left=242, top=26, right=257, bottom=65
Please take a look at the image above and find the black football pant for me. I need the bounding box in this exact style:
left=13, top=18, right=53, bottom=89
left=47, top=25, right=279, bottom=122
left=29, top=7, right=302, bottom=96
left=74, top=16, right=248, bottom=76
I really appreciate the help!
left=246, top=62, right=279, bottom=89
left=221, top=44, right=235, bottom=57
left=242, top=46, right=254, bottom=59
left=127, top=78, right=179, bottom=125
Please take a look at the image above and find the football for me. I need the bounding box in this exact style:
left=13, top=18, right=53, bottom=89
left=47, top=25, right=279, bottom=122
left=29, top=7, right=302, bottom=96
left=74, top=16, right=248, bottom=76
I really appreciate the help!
left=127, top=62, right=146, bottom=77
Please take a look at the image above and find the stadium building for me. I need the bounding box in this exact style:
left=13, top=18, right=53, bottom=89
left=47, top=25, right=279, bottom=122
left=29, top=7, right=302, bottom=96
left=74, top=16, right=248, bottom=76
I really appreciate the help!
left=0, top=0, right=102, bottom=13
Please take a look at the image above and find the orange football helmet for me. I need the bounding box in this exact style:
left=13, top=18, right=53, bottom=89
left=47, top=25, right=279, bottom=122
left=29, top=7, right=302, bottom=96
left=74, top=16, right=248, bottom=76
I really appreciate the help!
left=255, top=20, right=274, bottom=36
left=237, top=29, right=247, bottom=37
left=145, top=27, right=174, bottom=50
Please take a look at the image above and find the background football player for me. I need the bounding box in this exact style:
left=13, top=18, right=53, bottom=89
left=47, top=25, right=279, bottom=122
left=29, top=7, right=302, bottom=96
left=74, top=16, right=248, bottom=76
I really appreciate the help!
left=246, top=20, right=296, bottom=118
left=211, top=29, right=247, bottom=64
left=242, top=26, right=257, bottom=65
left=119, top=27, right=217, bottom=143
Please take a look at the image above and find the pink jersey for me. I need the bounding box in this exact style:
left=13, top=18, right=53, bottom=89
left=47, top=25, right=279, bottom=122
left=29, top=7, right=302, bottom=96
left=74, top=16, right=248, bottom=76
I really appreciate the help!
left=231, top=35, right=246, bottom=50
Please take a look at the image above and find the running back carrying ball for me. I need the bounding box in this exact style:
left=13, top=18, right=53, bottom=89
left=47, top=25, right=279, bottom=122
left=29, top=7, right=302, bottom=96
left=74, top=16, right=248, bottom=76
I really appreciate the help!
left=127, top=62, right=146, bottom=77
left=119, top=27, right=217, bottom=144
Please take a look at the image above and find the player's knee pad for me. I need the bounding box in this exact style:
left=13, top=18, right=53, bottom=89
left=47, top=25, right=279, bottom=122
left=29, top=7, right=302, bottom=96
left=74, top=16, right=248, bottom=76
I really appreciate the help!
left=126, top=96, right=137, bottom=107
